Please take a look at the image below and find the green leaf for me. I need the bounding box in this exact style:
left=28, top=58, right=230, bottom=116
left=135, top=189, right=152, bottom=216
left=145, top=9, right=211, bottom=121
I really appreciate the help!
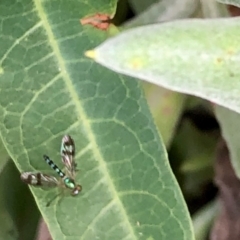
left=216, top=0, right=240, bottom=7
left=215, top=106, right=240, bottom=178
left=0, top=138, right=9, bottom=172
left=0, top=0, right=194, bottom=239
left=87, top=17, right=240, bottom=114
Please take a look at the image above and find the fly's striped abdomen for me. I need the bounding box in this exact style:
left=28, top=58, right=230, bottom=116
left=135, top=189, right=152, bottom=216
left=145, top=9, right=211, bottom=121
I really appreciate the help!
left=43, top=155, right=65, bottom=178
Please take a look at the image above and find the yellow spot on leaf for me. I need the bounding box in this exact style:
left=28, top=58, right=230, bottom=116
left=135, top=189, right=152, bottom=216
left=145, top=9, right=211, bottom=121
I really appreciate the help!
left=0, top=67, right=4, bottom=75
left=128, top=57, right=144, bottom=69
left=85, top=50, right=97, bottom=60
left=226, top=48, right=235, bottom=55
left=214, top=57, right=224, bottom=66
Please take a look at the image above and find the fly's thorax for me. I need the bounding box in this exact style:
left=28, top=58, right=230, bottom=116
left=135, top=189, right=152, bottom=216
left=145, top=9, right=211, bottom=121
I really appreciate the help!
left=63, top=177, right=75, bottom=189
left=63, top=177, right=82, bottom=196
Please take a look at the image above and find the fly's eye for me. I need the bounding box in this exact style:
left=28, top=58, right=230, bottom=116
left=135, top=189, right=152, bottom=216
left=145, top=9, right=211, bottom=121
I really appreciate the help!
left=71, top=184, right=82, bottom=196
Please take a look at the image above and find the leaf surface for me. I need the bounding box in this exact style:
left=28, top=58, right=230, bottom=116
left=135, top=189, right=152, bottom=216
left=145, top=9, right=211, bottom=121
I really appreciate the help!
left=0, top=0, right=194, bottom=239
left=0, top=138, right=8, bottom=172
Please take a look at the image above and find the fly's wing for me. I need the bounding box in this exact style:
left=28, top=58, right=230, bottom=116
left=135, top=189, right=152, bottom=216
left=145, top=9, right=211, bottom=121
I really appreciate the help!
left=21, top=172, right=58, bottom=187
left=61, top=135, right=76, bottom=175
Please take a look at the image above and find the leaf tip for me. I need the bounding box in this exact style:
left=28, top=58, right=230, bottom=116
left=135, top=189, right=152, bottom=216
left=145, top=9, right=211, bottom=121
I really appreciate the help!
left=85, top=50, right=97, bottom=60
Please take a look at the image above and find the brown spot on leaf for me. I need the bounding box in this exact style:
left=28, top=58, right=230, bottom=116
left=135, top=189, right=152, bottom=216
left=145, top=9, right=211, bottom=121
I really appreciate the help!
left=80, top=13, right=111, bottom=31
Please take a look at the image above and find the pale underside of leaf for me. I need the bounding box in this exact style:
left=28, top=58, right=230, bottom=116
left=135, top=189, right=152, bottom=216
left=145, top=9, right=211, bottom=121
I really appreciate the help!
left=90, top=17, right=240, bottom=114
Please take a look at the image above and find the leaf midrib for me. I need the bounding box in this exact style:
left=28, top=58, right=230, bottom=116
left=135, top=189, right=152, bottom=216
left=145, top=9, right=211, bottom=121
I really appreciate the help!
left=34, top=0, right=137, bottom=238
